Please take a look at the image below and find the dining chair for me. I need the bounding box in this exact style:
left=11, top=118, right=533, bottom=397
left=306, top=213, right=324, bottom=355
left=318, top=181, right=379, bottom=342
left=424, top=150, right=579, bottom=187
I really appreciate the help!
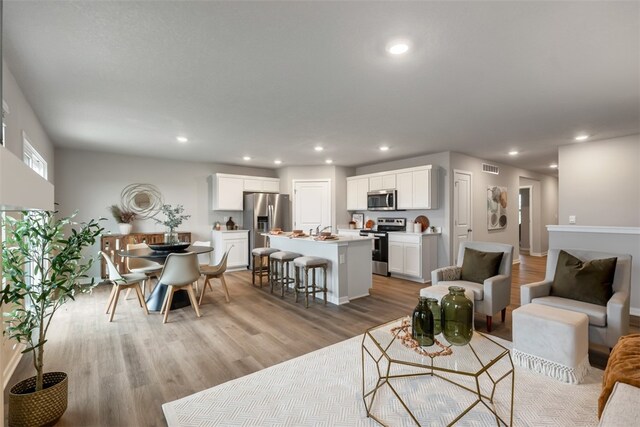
left=125, top=242, right=162, bottom=297
left=192, top=240, right=212, bottom=295
left=198, top=246, right=233, bottom=306
left=101, top=251, right=149, bottom=322
left=158, top=252, right=202, bottom=323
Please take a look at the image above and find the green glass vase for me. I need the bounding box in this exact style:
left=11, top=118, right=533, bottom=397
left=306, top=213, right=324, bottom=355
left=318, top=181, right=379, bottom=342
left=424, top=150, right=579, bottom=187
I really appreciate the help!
left=441, top=286, right=473, bottom=346
left=411, top=296, right=434, bottom=347
left=425, top=297, right=442, bottom=335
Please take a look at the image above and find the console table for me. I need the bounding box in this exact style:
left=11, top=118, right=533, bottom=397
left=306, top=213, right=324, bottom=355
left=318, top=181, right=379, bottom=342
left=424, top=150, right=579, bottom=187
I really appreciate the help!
left=100, top=232, right=191, bottom=279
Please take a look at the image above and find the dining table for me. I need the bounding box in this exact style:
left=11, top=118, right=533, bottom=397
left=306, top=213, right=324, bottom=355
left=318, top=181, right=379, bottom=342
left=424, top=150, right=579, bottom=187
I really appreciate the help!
left=118, top=245, right=213, bottom=312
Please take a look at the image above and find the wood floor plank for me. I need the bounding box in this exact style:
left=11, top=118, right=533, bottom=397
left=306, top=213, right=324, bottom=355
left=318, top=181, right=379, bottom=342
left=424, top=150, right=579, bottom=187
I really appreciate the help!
left=3, top=254, right=638, bottom=426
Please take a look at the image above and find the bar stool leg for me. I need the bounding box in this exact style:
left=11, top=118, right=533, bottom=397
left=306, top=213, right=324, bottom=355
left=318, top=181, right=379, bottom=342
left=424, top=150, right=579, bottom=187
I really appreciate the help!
left=323, top=265, right=327, bottom=305
left=294, top=266, right=300, bottom=303
left=304, top=267, right=310, bottom=308
left=312, top=267, right=317, bottom=305
left=259, top=255, right=264, bottom=287
left=282, top=260, right=289, bottom=298
left=252, top=255, right=256, bottom=286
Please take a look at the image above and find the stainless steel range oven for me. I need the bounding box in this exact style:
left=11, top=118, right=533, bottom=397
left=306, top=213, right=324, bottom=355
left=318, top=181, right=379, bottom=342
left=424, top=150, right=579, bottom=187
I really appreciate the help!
left=359, top=218, right=406, bottom=276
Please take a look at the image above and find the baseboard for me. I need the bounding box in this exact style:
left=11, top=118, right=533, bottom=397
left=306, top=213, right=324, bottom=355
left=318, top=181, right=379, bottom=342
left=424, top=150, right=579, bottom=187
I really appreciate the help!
left=338, top=296, right=350, bottom=305
left=512, top=259, right=521, bottom=265
left=530, top=251, right=547, bottom=257
left=630, top=307, right=640, bottom=317
left=3, top=342, right=25, bottom=389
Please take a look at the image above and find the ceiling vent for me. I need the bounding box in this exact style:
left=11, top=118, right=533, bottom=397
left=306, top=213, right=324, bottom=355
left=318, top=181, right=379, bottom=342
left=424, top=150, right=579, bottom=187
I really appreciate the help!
left=482, top=163, right=500, bottom=175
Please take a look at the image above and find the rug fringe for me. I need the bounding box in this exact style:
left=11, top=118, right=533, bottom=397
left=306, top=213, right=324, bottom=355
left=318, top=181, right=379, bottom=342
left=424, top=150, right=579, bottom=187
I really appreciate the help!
left=512, top=349, right=590, bottom=384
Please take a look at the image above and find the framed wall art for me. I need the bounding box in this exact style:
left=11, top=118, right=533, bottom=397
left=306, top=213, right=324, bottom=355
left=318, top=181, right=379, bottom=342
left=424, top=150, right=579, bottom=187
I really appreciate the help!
left=487, top=186, right=507, bottom=230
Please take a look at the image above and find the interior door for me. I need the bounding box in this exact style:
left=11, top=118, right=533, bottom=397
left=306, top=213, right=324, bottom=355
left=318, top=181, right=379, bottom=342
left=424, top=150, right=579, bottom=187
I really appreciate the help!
left=453, top=170, right=472, bottom=264
left=293, top=180, right=331, bottom=232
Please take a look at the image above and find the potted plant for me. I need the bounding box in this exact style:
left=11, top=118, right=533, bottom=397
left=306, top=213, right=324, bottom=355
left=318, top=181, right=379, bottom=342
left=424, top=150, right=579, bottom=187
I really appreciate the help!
left=108, top=204, right=136, bottom=235
left=154, top=204, right=191, bottom=244
left=1, top=210, right=103, bottom=427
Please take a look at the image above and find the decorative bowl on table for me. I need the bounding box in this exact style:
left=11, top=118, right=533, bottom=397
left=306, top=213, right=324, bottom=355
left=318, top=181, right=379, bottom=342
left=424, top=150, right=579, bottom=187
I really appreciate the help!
left=148, top=242, right=191, bottom=253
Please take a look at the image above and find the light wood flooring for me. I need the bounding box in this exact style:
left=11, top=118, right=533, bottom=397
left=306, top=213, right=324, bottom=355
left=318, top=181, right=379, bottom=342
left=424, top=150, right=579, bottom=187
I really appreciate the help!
left=3, top=255, right=637, bottom=426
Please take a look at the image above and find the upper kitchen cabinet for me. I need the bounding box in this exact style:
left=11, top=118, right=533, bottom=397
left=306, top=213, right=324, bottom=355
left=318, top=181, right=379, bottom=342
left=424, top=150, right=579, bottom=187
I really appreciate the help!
left=396, top=166, right=438, bottom=210
left=212, top=173, right=280, bottom=211
left=347, top=176, right=368, bottom=210
left=368, top=173, right=396, bottom=191
left=213, top=174, right=244, bottom=210
left=243, top=177, right=280, bottom=193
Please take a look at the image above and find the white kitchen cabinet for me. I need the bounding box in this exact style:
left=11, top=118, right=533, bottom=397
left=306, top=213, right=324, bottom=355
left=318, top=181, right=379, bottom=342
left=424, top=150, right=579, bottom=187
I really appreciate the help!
left=214, top=175, right=244, bottom=210
left=212, top=174, right=280, bottom=211
left=212, top=230, right=249, bottom=270
left=387, top=233, right=438, bottom=283
left=346, top=176, right=368, bottom=210
left=396, top=172, right=413, bottom=209
left=368, top=173, right=396, bottom=191
left=394, top=166, right=438, bottom=210
left=262, top=179, right=280, bottom=193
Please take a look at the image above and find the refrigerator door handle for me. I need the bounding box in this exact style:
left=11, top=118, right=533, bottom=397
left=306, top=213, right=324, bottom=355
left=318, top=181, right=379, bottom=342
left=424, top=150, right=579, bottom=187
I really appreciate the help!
left=267, top=205, right=273, bottom=231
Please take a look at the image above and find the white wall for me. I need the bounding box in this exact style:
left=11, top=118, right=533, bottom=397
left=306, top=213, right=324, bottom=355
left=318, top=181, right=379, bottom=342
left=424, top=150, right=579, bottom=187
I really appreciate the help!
left=558, top=134, right=640, bottom=226
left=2, top=61, right=54, bottom=183
left=355, top=152, right=451, bottom=267
left=54, top=147, right=276, bottom=278
left=450, top=152, right=558, bottom=261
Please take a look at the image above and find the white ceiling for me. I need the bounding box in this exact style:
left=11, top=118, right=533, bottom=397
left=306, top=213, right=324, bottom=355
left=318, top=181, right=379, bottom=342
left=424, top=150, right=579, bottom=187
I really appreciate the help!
left=3, top=1, right=638, bottom=174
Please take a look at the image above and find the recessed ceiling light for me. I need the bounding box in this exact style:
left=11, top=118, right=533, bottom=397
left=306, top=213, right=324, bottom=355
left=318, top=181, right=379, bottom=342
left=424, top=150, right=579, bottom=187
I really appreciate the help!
left=387, top=42, right=410, bottom=55
left=508, top=151, right=519, bottom=156
left=274, top=160, right=282, bottom=165
left=176, top=136, right=188, bottom=143
left=314, top=146, right=324, bottom=152
left=243, top=156, right=251, bottom=161
left=574, top=134, right=589, bottom=142
left=550, top=164, right=558, bottom=169
left=325, top=159, right=333, bottom=164
left=379, top=146, right=390, bottom=151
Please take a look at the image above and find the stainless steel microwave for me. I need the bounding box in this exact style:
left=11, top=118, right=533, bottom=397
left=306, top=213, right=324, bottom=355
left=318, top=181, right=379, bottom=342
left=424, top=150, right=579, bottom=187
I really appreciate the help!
left=367, top=189, right=397, bottom=211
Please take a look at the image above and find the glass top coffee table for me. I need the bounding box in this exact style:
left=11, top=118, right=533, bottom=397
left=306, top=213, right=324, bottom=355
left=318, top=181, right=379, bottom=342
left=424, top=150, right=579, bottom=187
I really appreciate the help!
left=361, top=317, right=514, bottom=426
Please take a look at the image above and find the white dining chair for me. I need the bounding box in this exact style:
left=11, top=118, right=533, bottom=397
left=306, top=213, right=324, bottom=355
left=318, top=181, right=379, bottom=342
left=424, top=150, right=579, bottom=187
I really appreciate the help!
left=192, top=240, right=212, bottom=296
left=125, top=242, right=162, bottom=297
left=158, top=252, right=202, bottom=324
left=198, top=246, right=233, bottom=306
left=101, top=251, right=149, bottom=322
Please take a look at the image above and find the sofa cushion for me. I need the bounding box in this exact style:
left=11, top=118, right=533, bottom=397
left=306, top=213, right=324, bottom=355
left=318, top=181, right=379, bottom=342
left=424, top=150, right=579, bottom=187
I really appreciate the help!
left=442, top=280, right=483, bottom=301
left=598, top=334, right=640, bottom=418
left=551, top=250, right=617, bottom=306
left=599, top=382, right=640, bottom=426
left=460, top=247, right=503, bottom=284
left=532, top=296, right=606, bottom=327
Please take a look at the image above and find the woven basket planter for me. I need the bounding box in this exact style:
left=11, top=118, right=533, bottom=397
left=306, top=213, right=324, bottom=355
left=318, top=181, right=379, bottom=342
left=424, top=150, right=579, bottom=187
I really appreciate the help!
left=8, top=372, right=68, bottom=427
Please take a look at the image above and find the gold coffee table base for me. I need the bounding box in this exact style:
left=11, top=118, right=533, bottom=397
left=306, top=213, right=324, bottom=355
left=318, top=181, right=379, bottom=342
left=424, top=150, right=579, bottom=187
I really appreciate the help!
left=361, top=318, right=514, bottom=426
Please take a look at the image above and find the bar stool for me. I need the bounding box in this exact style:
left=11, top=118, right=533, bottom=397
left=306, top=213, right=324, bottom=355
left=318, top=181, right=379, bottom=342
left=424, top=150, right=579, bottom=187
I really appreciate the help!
left=269, top=251, right=301, bottom=297
left=251, top=247, right=279, bottom=287
left=293, top=256, right=328, bottom=308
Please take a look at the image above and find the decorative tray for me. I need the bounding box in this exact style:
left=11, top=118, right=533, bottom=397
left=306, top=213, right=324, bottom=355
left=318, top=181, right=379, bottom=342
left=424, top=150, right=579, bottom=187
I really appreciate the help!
left=314, top=235, right=338, bottom=241
left=148, top=242, right=191, bottom=253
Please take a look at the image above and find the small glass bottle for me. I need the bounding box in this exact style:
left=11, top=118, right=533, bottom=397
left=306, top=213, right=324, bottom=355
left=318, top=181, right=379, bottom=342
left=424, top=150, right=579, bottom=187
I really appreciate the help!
left=425, top=298, right=442, bottom=335
left=441, top=286, right=474, bottom=346
left=412, top=296, right=434, bottom=347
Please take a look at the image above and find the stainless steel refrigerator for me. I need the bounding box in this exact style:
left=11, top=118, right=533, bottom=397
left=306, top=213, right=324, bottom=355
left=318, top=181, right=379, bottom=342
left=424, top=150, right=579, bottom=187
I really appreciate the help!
left=243, top=193, right=291, bottom=267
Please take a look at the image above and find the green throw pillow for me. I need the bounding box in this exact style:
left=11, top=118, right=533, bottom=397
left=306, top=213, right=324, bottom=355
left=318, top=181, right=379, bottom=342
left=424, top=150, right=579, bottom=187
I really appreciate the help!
left=550, top=250, right=617, bottom=306
left=460, top=247, right=504, bottom=284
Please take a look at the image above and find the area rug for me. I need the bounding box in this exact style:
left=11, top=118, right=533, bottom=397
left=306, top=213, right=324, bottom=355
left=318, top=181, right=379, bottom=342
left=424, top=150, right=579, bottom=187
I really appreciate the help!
left=163, top=334, right=603, bottom=426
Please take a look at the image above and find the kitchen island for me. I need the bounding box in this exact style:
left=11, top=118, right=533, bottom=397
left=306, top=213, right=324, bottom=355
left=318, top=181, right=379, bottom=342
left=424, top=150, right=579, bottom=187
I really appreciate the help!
left=266, top=234, right=372, bottom=305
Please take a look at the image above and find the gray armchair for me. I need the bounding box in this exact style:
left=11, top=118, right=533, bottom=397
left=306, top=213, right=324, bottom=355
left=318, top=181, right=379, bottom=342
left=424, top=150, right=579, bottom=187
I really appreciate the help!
left=431, top=241, right=514, bottom=332
left=521, top=249, right=631, bottom=349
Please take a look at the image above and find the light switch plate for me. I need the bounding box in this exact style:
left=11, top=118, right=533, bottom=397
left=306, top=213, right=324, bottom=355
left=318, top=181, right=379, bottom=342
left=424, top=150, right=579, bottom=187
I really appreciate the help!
left=569, top=215, right=576, bottom=224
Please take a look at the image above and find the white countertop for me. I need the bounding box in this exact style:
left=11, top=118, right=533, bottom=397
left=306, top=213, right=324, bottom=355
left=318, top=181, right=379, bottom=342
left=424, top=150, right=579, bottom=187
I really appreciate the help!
left=213, top=229, right=249, bottom=233
left=337, top=227, right=441, bottom=236
left=264, top=233, right=372, bottom=244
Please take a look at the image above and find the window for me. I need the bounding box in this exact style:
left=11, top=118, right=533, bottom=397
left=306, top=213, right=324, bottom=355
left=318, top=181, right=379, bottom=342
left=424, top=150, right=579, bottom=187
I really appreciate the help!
left=22, top=132, right=47, bottom=179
